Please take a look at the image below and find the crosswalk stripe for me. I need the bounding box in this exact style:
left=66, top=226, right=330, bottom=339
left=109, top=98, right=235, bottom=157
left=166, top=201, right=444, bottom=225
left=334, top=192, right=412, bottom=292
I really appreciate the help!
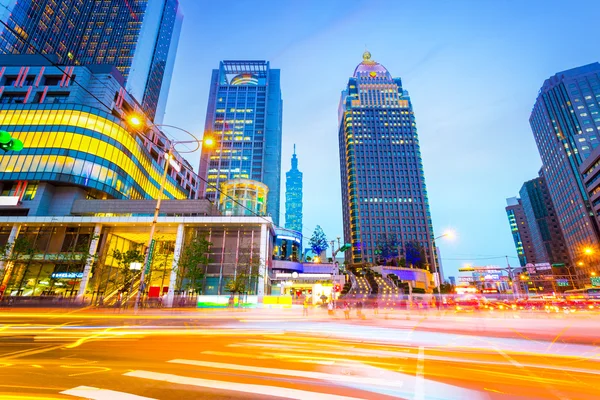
left=61, top=385, right=156, bottom=400
left=124, top=370, right=366, bottom=400
left=168, top=359, right=403, bottom=387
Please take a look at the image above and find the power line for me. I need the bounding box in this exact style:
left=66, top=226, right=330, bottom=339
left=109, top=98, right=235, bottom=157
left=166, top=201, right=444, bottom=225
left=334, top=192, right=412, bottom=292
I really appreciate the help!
left=441, top=256, right=519, bottom=261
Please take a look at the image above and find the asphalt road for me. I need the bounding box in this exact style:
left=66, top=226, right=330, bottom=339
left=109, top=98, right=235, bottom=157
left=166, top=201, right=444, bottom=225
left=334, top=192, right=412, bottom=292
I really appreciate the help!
left=0, top=308, right=599, bottom=400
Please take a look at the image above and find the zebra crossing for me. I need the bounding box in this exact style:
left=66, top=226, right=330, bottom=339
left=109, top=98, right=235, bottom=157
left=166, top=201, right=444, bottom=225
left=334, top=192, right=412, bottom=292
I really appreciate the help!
left=57, top=354, right=489, bottom=400
left=59, top=356, right=403, bottom=400
left=55, top=332, right=491, bottom=400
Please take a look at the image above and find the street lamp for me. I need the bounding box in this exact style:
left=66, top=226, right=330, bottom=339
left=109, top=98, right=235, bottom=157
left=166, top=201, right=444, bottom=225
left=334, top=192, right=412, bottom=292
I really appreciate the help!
left=431, top=230, right=455, bottom=308
left=128, top=116, right=142, bottom=127
left=126, top=114, right=214, bottom=311
left=580, top=246, right=596, bottom=288
left=130, top=262, right=142, bottom=271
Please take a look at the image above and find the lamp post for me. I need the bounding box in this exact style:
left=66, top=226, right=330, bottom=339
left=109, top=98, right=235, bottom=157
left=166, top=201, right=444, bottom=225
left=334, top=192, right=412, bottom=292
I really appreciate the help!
left=431, top=231, right=454, bottom=308
left=126, top=115, right=213, bottom=312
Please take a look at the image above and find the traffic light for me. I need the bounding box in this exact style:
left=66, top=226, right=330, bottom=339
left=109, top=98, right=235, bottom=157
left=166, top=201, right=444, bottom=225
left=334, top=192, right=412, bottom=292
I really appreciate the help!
left=334, top=284, right=341, bottom=292
left=0, top=130, right=24, bottom=152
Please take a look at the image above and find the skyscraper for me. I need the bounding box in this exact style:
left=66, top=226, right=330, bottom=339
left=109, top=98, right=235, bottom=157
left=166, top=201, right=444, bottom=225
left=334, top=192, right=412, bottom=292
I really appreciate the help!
left=199, top=61, right=283, bottom=225
left=519, top=173, right=570, bottom=266
left=505, top=197, right=536, bottom=267
left=0, top=0, right=182, bottom=122
left=338, top=52, right=436, bottom=266
left=530, top=63, right=600, bottom=270
left=285, top=145, right=303, bottom=233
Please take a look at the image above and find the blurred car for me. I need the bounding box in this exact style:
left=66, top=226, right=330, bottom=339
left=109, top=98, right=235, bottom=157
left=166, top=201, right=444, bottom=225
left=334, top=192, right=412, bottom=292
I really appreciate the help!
left=453, top=294, right=485, bottom=312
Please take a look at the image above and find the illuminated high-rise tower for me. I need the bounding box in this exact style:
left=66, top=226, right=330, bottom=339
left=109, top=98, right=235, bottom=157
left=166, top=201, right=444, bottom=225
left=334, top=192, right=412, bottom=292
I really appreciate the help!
left=285, top=145, right=303, bottom=233
left=338, top=52, right=436, bottom=267
left=199, top=61, right=283, bottom=225
left=530, top=63, right=600, bottom=279
left=0, top=0, right=182, bottom=122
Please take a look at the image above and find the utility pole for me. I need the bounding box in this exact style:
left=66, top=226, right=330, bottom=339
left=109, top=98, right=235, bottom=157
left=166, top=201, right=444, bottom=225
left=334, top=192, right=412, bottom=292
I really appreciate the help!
left=506, top=255, right=518, bottom=299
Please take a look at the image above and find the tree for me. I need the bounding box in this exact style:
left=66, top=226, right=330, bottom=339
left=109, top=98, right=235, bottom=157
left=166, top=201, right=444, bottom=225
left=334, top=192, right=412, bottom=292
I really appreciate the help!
left=374, top=234, right=400, bottom=265
left=405, top=241, right=429, bottom=270
left=178, top=235, right=211, bottom=295
left=225, top=259, right=260, bottom=305
left=112, top=247, right=144, bottom=294
left=308, top=225, right=329, bottom=260
left=0, top=236, right=36, bottom=296
left=439, top=282, right=455, bottom=294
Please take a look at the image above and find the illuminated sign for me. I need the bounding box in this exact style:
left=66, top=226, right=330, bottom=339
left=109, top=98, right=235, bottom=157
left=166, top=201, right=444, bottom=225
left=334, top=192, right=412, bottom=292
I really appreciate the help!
left=276, top=235, right=301, bottom=243
left=534, top=263, right=552, bottom=271
left=275, top=273, right=331, bottom=279
left=0, top=196, right=20, bottom=206
left=51, top=272, right=83, bottom=279
left=591, top=277, right=600, bottom=287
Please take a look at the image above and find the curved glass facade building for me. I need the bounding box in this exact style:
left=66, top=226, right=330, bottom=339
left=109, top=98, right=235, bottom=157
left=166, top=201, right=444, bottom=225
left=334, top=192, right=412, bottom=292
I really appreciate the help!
left=0, top=105, right=187, bottom=200
left=219, top=178, right=268, bottom=217
left=0, top=56, right=199, bottom=216
left=338, top=52, right=436, bottom=266
left=273, top=227, right=302, bottom=262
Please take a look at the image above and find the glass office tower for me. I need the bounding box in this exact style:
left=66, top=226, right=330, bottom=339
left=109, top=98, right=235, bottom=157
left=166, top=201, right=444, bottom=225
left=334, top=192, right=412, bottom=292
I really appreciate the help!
left=519, top=174, right=570, bottom=266
left=338, top=52, right=436, bottom=266
left=285, top=145, right=303, bottom=233
left=199, top=61, right=283, bottom=225
left=505, top=197, right=535, bottom=267
left=530, top=63, right=600, bottom=271
left=0, top=0, right=182, bottom=122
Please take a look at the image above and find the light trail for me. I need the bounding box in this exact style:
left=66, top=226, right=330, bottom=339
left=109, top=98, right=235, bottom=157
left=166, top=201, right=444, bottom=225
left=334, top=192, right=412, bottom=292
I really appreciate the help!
left=124, top=370, right=367, bottom=400
left=169, top=358, right=404, bottom=387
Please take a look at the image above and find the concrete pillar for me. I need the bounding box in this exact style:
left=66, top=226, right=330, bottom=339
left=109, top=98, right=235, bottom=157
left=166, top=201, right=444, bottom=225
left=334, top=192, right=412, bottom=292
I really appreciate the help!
left=257, top=222, right=268, bottom=296
left=0, top=224, right=22, bottom=292
left=76, top=224, right=102, bottom=303
left=166, top=223, right=185, bottom=308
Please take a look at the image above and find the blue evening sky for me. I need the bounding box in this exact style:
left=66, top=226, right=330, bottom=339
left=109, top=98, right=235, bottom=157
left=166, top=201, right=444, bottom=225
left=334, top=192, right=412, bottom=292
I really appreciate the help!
left=163, top=0, right=600, bottom=279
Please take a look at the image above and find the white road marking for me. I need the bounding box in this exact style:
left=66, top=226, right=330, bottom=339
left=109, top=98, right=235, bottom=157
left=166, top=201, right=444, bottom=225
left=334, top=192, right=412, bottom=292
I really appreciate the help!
left=168, top=358, right=403, bottom=387
left=61, top=385, right=156, bottom=400
left=414, top=346, right=425, bottom=400
left=124, top=370, right=366, bottom=400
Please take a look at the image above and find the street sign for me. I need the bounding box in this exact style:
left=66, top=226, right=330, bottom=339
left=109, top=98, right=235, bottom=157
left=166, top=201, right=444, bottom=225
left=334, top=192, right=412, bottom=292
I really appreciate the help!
left=145, top=239, right=156, bottom=274
left=458, top=266, right=474, bottom=272
left=556, top=279, right=569, bottom=287
left=591, top=277, right=600, bottom=287
left=339, top=243, right=352, bottom=252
